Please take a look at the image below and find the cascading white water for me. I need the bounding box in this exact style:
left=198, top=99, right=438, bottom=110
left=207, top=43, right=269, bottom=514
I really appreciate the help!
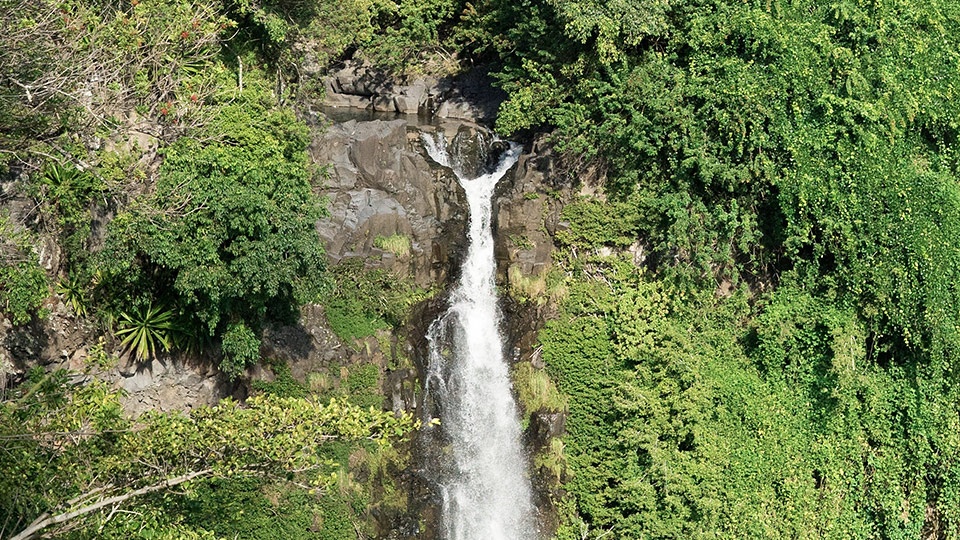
left=421, top=130, right=537, bottom=540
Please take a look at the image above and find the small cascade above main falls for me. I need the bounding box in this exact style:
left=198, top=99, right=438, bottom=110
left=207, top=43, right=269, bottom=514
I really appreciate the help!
left=420, top=128, right=538, bottom=540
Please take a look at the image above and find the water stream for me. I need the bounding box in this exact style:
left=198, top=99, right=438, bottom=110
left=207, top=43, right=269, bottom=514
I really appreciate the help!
left=421, top=130, right=537, bottom=540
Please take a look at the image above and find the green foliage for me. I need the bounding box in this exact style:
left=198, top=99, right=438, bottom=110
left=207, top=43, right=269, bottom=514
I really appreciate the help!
left=171, top=477, right=327, bottom=540
left=374, top=234, right=412, bottom=258
left=361, top=0, right=460, bottom=72
left=343, top=364, right=383, bottom=409
left=219, top=321, right=261, bottom=379
left=306, top=361, right=384, bottom=410
left=507, top=233, right=533, bottom=250
left=0, top=215, right=49, bottom=325
left=56, top=273, right=88, bottom=317
left=543, top=253, right=960, bottom=538
left=0, top=371, right=415, bottom=539
left=0, top=259, right=49, bottom=326
left=115, top=303, right=176, bottom=361
left=321, top=260, right=432, bottom=342
left=323, top=297, right=389, bottom=343
left=224, top=0, right=381, bottom=72
left=99, top=98, right=325, bottom=374
left=478, top=4, right=960, bottom=532
left=83, top=339, right=119, bottom=371
left=512, top=361, right=566, bottom=428
left=489, top=0, right=960, bottom=286
left=252, top=360, right=308, bottom=398
left=1, top=0, right=230, bottom=161
left=0, top=0, right=77, bottom=153
left=34, top=163, right=103, bottom=270
left=549, top=0, right=670, bottom=63
left=555, top=198, right=644, bottom=249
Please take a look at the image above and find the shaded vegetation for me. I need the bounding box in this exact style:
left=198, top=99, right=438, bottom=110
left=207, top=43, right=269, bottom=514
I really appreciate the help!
left=0, top=215, right=49, bottom=326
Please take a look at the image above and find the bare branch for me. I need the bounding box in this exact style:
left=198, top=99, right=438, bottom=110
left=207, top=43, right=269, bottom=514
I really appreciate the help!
left=9, top=469, right=214, bottom=540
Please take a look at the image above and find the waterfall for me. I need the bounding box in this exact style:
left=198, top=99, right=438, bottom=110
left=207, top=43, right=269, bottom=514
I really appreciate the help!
left=421, top=129, right=537, bottom=540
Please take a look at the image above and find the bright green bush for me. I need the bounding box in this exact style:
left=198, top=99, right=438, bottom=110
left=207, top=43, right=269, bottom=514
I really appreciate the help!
left=220, top=321, right=261, bottom=379
left=542, top=253, right=960, bottom=538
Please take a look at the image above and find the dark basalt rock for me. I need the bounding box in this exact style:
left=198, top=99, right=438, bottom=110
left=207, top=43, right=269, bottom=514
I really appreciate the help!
left=320, top=63, right=506, bottom=124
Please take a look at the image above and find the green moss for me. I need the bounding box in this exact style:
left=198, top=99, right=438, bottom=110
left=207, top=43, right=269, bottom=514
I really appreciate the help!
left=512, top=361, right=567, bottom=428
left=374, top=234, right=412, bottom=258
left=320, top=260, right=435, bottom=342
left=508, top=233, right=534, bottom=250
left=534, top=437, right=567, bottom=482
left=252, top=360, right=308, bottom=398
left=507, top=266, right=546, bottom=304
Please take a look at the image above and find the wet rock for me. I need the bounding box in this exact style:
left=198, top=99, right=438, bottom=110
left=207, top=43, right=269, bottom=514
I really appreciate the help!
left=530, top=410, right=567, bottom=441
left=494, top=135, right=567, bottom=277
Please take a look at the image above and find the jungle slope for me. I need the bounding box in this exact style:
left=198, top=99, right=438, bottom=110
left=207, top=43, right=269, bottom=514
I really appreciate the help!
left=477, top=0, right=960, bottom=537
left=4, top=0, right=960, bottom=538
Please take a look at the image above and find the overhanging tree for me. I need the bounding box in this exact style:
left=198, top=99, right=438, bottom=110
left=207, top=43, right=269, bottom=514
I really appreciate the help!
left=0, top=370, right=415, bottom=540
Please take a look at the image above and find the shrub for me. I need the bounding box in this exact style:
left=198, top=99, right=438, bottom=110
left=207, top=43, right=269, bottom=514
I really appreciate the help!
left=0, top=214, right=49, bottom=325
left=220, top=322, right=261, bottom=379
left=99, top=98, right=325, bottom=375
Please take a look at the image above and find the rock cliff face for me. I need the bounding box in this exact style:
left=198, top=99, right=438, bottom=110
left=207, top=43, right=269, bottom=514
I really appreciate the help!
left=310, top=115, right=468, bottom=287
left=261, top=109, right=571, bottom=538
left=321, top=63, right=506, bottom=123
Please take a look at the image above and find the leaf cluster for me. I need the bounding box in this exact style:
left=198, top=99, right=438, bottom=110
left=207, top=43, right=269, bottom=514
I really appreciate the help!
left=0, top=371, right=415, bottom=539
left=96, top=99, right=325, bottom=375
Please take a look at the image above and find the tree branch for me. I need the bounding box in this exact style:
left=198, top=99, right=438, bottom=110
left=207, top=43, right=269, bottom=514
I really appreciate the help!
left=9, top=469, right=214, bottom=540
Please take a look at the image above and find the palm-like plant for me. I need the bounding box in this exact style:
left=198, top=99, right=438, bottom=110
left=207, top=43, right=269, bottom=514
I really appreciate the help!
left=115, top=303, right=175, bottom=360
left=56, top=273, right=88, bottom=317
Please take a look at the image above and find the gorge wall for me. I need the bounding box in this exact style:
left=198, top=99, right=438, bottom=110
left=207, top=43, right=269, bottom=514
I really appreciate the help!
left=0, top=67, right=571, bottom=539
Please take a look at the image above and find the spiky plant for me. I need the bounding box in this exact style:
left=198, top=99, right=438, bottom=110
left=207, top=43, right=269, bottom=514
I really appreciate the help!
left=56, top=273, right=88, bottom=317
left=115, top=303, right=175, bottom=360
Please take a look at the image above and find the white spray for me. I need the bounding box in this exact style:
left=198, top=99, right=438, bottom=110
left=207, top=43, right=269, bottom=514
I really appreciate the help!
left=421, top=130, right=537, bottom=540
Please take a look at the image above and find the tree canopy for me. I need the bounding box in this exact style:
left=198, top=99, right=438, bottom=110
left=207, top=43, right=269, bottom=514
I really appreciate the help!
left=98, top=99, right=326, bottom=376
left=477, top=0, right=960, bottom=536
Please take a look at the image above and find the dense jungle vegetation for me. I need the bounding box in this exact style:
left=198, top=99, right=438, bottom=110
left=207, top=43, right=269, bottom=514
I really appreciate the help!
left=3, top=0, right=960, bottom=537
